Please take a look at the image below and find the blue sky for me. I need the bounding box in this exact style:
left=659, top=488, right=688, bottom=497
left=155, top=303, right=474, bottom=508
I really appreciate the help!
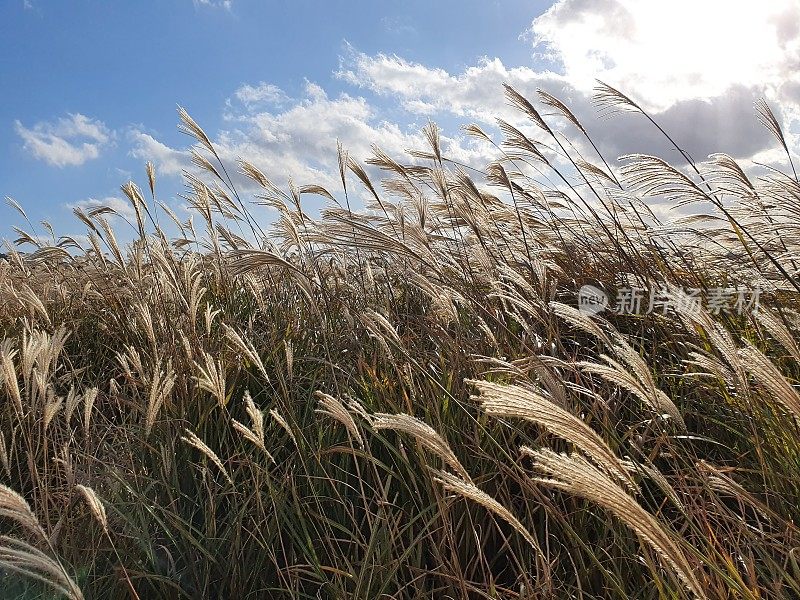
left=1, top=0, right=542, bottom=239
left=3, top=0, right=800, bottom=244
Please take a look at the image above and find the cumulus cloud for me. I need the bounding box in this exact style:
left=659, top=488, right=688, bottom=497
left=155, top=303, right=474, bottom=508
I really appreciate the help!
left=193, top=0, right=232, bottom=9
left=132, top=80, right=495, bottom=196
left=14, top=113, right=113, bottom=167
left=589, top=85, right=773, bottom=163
left=233, top=82, right=290, bottom=110
left=126, top=2, right=800, bottom=201
left=337, top=50, right=554, bottom=122
left=128, top=130, right=190, bottom=176
left=526, top=0, right=800, bottom=111
left=336, top=0, right=800, bottom=164
left=219, top=80, right=494, bottom=190
left=338, top=47, right=776, bottom=164
left=521, top=0, right=800, bottom=164
left=68, top=197, right=136, bottom=222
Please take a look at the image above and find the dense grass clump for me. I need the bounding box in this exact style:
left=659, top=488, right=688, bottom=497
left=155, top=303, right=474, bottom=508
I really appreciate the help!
left=1, top=84, right=799, bottom=599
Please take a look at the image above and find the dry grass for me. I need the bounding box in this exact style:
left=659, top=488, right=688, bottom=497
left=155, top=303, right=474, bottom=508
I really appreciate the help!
left=0, top=83, right=799, bottom=599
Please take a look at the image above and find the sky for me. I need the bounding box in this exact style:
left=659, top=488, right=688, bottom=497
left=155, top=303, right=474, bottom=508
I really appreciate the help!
left=2, top=0, right=800, bottom=245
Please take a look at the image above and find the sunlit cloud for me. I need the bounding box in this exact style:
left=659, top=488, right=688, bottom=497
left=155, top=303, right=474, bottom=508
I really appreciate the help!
left=14, top=113, right=113, bottom=167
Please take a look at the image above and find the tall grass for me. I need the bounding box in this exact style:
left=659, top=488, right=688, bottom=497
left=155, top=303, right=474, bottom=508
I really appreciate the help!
left=1, top=83, right=799, bottom=598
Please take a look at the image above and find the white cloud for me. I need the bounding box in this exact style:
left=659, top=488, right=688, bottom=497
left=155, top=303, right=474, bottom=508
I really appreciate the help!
left=338, top=39, right=782, bottom=164
left=128, top=130, right=190, bottom=176
left=193, top=0, right=232, bottom=9
left=68, top=197, right=136, bottom=223
left=126, top=2, right=800, bottom=205
left=521, top=0, right=800, bottom=163
left=338, top=48, right=565, bottom=123
left=14, top=113, right=113, bottom=167
left=232, top=82, right=290, bottom=110
left=215, top=80, right=494, bottom=190
left=133, top=80, right=495, bottom=198
left=526, top=0, right=800, bottom=111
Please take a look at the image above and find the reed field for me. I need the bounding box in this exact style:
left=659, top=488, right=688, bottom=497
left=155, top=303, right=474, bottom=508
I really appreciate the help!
left=1, top=83, right=799, bottom=599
